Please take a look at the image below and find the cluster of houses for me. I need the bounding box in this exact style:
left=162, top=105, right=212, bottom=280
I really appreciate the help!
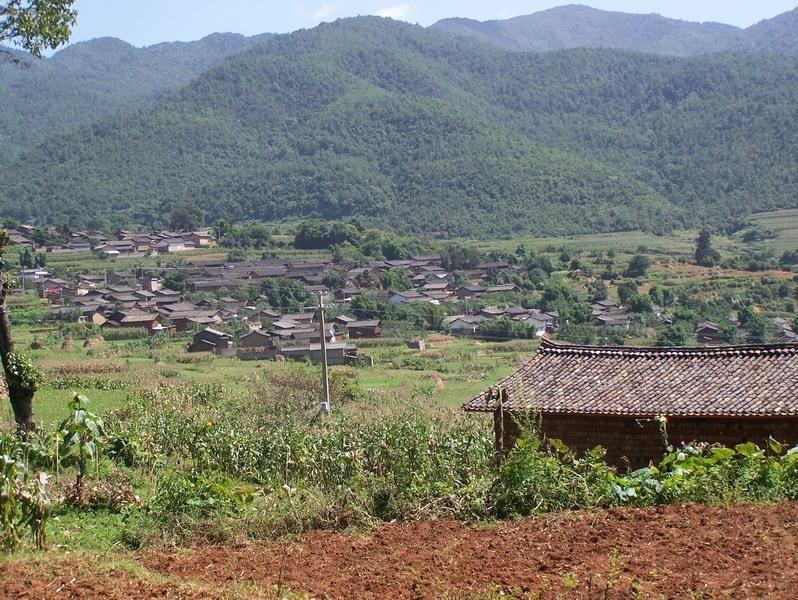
left=193, top=311, right=372, bottom=365
left=8, top=225, right=215, bottom=257
left=444, top=306, right=560, bottom=337
left=696, top=317, right=797, bottom=345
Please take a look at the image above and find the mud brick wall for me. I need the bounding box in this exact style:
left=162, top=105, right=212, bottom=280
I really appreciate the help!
left=500, top=412, right=798, bottom=468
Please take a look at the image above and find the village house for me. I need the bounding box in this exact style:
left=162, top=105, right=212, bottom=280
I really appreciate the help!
left=188, top=328, right=233, bottom=354
left=388, top=290, right=428, bottom=304
left=239, top=329, right=276, bottom=350
left=445, top=315, right=485, bottom=335
left=103, top=311, right=164, bottom=334
left=696, top=321, right=725, bottom=345
left=187, top=231, right=215, bottom=247
left=346, top=319, right=382, bottom=339
left=156, top=239, right=193, bottom=254
left=455, top=285, right=486, bottom=299
left=465, top=339, right=798, bottom=467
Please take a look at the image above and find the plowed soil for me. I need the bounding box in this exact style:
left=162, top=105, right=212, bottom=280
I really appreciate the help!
left=5, top=502, right=798, bottom=598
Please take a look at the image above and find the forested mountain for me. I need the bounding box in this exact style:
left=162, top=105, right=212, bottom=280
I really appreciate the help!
left=0, top=32, right=272, bottom=162
left=1, top=18, right=797, bottom=237
left=747, top=7, right=798, bottom=54
left=431, top=4, right=797, bottom=56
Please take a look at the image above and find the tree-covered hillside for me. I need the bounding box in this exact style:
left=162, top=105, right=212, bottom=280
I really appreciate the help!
left=747, top=7, right=798, bottom=54
left=431, top=4, right=798, bottom=56
left=0, top=32, right=272, bottom=162
left=1, top=18, right=797, bottom=237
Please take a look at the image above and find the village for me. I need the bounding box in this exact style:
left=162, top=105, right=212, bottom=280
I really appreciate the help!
left=3, top=1, right=798, bottom=593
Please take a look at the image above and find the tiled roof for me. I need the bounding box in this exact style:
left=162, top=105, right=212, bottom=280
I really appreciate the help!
left=463, top=339, right=798, bottom=417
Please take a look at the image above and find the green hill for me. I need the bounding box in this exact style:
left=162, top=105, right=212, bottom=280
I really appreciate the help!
left=2, top=18, right=797, bottom=237
left=0, top=32, right=272, bottom=162
left=432, top=5, right=756, bottom=56
left=747, top=7, right=798, bottom=54
left=431, top=4, right=798, bottom=57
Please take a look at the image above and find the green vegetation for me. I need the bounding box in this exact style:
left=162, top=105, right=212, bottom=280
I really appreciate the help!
left=0, top=31, right=271, bottom=163
left=432, top=5, right=797, bottom=56
left=2, top=381, right=797, bottom=554
left=3, top=18, right=798, bottom=235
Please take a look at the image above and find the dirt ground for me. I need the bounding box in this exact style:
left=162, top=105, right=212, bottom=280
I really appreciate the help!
left=4, top=502, right=798, bottom=598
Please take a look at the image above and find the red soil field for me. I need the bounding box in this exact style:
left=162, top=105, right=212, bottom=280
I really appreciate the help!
left=4, top=502, right=797, bottom=598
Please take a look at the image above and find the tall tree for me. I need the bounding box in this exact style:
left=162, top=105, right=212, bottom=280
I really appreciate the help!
left=1, top=0, right=76, bottom=430
left=694, top=228, right=721, bottom=267
left=1, top=0, right=76, bottom=58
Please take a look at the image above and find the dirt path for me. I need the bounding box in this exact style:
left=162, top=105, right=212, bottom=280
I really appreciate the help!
left=4, top=502, right=798, bottom=598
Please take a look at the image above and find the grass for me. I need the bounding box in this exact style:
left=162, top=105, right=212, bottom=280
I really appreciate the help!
left=6, top=319, right=529, bottom=428
left=6, top=215, right=797, bottom=430
left=749, top=208, right=798, bottom=253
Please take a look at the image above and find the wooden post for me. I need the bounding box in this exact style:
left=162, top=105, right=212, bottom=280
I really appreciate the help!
left=493, top=388, right=505, bottom=466
left=318, top=291, right=330, bottom=417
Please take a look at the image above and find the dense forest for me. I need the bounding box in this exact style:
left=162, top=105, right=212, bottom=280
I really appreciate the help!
left=432, top=5, right=798, bottom=56
left=0, top=32, right=272, bottom=162
left=1, top=17, right=797, bottom=237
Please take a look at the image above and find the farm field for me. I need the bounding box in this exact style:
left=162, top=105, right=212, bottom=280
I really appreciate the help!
left=5, top=324, right=529, bottom=426
left=2, top=218, right=798, bottom=600
left=2, top=502, right=796, bottom=598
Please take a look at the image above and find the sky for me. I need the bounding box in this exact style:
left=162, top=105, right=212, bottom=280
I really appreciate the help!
left=63, top=0, right=798, bottom=48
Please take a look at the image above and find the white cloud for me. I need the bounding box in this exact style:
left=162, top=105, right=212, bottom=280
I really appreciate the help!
left=498, top=9, right=521, bottom=19
left=375, top=3, right=413, bottom=20
left=312, top=3, right=337, bottom=19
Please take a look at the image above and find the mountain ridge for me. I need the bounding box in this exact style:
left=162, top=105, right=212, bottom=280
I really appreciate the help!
left=2, top=17, right=796, bottom=237
left=0, top=31, right=273, bottom=162
left=431, top=4, right=797, bottom=56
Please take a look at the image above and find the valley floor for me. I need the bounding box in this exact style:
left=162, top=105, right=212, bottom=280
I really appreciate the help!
left=3, top=502, right=797, bottom=598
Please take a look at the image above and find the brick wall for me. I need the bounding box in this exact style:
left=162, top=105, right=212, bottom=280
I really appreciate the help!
left=500, top=412, right=798, bottom=468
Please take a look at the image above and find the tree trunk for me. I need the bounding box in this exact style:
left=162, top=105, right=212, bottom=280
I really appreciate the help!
left=0, top=278, right=35, bottom=431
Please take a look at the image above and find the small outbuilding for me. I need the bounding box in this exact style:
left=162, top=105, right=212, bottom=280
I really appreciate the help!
left=188, top=328, right=233, bottom=354
left=464, top=339, right=798, bottom=468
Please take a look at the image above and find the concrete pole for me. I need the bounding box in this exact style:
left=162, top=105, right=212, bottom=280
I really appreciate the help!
left=318, top=291, right=331, bottom=417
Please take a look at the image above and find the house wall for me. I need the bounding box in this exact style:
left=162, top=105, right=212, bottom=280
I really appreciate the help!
left=499, top=412, right=798, bottom=468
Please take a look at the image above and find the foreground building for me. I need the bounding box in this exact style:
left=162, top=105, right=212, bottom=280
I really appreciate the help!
left=464, top=339, right=798, bottom=467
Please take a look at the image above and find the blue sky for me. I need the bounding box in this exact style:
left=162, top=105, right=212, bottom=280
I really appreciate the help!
left=66, top=0, right=798, bottom=47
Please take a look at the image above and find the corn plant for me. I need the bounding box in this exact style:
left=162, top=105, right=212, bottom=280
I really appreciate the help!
left=0, top=439, right=50, bottom=551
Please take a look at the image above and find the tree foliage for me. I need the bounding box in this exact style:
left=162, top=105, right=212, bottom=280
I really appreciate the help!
left=3, top=19, right=798, bottom=236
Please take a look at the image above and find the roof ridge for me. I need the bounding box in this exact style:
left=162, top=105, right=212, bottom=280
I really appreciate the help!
left=539, top=337, right=798, bottom=356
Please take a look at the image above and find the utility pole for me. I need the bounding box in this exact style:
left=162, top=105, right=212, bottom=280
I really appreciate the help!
left=318, top=291, right=331, bottom=417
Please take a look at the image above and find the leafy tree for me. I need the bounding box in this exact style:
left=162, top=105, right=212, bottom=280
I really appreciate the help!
left=1, top=0, right=75, bottom=431
left=0, top=0, right=76, bottom=57
left=441, top=244, right=482, bottom=271
left=18, top=247, right=33, bottom=268
left=260, top=278, right=310, bottom=312
left=625, top=254, right=651, bottom=278
left=628, top=293, right=653, bottom=313
left=599, top=326, right=629, bottom=346
left=169, top=202, right=204, bottom=232
left=744, top=314, right=780, bottom=344
left=161, top=271, right=186, bottom=292
left=380, top=268, right=413, bottom=291
left=557, top=323, right=597, bottom=345
left=295, top=220, right=359, bottom=250
left=617, top=280, right=638, bottom=306
left=656, top=324, right=692, bottom=346
left=349, top=294, right=383, bottom=321
left=587, top=280, right=608, bottom=303
left=322, top=270, right=347, bottom=291
left=695, top=228, right=721, bottom=267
